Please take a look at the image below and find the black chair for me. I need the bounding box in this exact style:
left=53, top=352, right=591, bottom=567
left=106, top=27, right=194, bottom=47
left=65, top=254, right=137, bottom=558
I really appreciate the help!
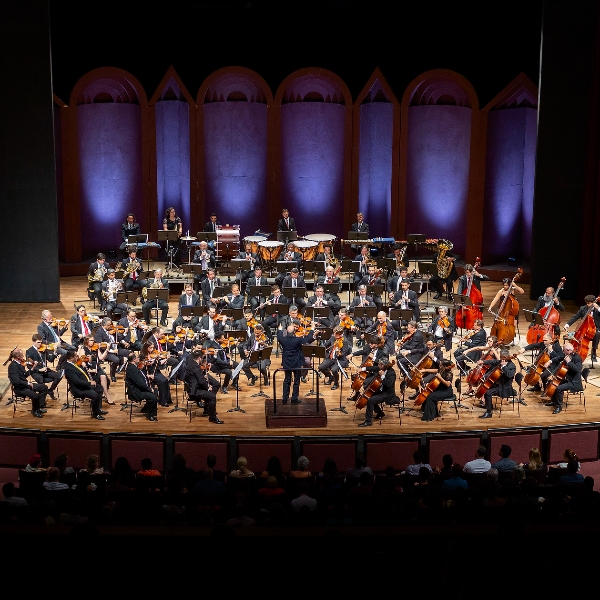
left=67, top=381, right=93, bottom=419
left=493, top=372, right=524, bottom=416
left=564, top=367, right=589, bottom=411
left=8, top=384, right=29, bottom=417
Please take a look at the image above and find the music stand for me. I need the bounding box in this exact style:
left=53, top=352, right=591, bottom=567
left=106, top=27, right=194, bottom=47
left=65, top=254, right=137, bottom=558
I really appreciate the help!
left=181, top=306, right=203, bottom=319
left=128, top=234, right=148, bottom=253
left=302, top=259, right=315, bottom=278
left=231, top=259, right=251, bottom=283
left=347, top=231, right=370, bottom=241
left=329, top=361, right=349, bottom=414
left=407, top=233, right=426, bottom=253
left=277, top=230, right=297, bottom=244
left=116, top=291, right=138, bottom=308
left=321, top=283, right=341, bottom=296
left=228, top=361, right=247, bottom=413
left=343, top=259, right=361, bottom=303
left=366, top=284, right=384, bottom=299
left=283, top=286, right=306, bottom=306
left=145, top=288, right=169, bottom=326
left=158, top=230, right=180, bottom=271
left=249, top=346, right=272, bottom=398
left=168, top=358, right=187, bottom=414
left=195, top=232, right=217, bottom=244
left=276, top=261, right=297, bottom=276
left=302, top=344, right=325, bottom=397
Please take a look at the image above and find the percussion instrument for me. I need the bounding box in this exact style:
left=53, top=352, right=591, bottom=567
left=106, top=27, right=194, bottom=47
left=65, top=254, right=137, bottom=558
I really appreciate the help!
left=180, top=236, right=196, bottom=241
left=304, top=233, right=337, bottom=254
left=244, top=235, right=268, bottom=254
left=258, top=240, right=284, bottom=262
left=292, top=240, right=318, bottom=261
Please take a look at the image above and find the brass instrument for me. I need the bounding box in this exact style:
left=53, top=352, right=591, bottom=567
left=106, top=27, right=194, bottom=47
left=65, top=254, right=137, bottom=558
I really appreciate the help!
left=88, top=266, right=107, bottom=283
left=141, top=278, right=163, bottom=301
left=425, top=239, right=454, bottom=278
left=124, top=259, right=141, bottom=275
left=102, top=279, right=122, bottom=301
left=395, top=244, right=408, bottom=268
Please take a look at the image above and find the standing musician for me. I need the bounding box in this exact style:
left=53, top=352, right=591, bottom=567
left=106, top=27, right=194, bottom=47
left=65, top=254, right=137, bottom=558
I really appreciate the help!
left=517, top=332, right=563, bottom=394
left=277, top=208, right=296, bottom=232
left=8, top=348, right=47, bottom=418
left=350, top=212, right=370, bottom=252
left=477, top=347, right=516, bottom=419
left=239, top=323, right=271, bottom=387
left=430, top=246, right=458, bottom=302
left=564, top=294, right=600, bottom=361
left=358, top=359, right=398, bottom=427
left=163, top=206, right=183, bottom=264
left=389, top=279, right=421, bottom=331
left=120, top=213, right=140, bottom=255
left=205, top=334, right=241, bottom=394
left=359, top=264, right=384, bottom=313
left=353, top=245, right=371, bottom=289
left=79, top=336, right=116, bottom=405
left=406, top=336, right=445, bottom=400
left=428, top=305, right=455, bottom=352
left=26, top=335, right=63, bottom=401
left=246, top=265, right=269, bottom=313
left=201, top=268, right=223, bottom=309
left=457, top=263, right=489, bottom=299
left=197, top=306, right=225, bottom=341
left=63, top=350, right=106, bottom=420
left=118, top=309, right=144, bottom=351
left=281, top=268, right=307, bottom=313
left=318, top=326, right=352, bottom=391
left=260, top=285, right=289, bottom=341
left=125, top=352, right=158, bottom=421
left=277, top=322, right=319, bottom=404
left=544, top=342, right=583, bottom=414
left=185, top=349, right=223, bottom=424
left=349, top=284, right=376, bottom=339
left=396, top=320, right=426, bottom=371
left=533, top=285, right=566, bottom=323
left=38, top=310, right=74, bottom=360
left=420, top=359, right=455, bottom=422
left=87, top=253, right=108, bottom=307
left=488, top=277, right=525, bottom=317
left=237, top=242, right=260, bottom=284
left=141, top=268, right=170, bottom=327
left=453, top=319, right=487, bottom=374
left=70, top=305, right=98, bottom=347
left=101, top=268, right=128, bottom=321
left=204, top=212, right=221, bottom=234
left=306, top=285, right=338, bottom=329
left=120, top=247, right=146, bottom=293
left=93, top=317, right=126, bottom=382
left=192, top=240, right=216, bottom=291
left=171, top=284, right=201, bottom=332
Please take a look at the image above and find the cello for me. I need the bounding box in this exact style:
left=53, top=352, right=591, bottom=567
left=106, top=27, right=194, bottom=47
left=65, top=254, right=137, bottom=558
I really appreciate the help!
left=489, top=268, right=523, bottom=346
left=526, top=277, right=566, bottom=345
left=355, top=360, right=395, bottom=409
left=405, top=340, right=445, bottom=390
left=522, top=348, right=552, bottom=387
left=466, top=339, right=501, bottom=389
left=475, top=353, right=519, bottom=399
left=413, top=361, right=454, bottom=406
left=455, top=258, right=484, bottom=330
left=543, top=360, right=570, bottom=399
left=567, top=295, right=600, bottom=361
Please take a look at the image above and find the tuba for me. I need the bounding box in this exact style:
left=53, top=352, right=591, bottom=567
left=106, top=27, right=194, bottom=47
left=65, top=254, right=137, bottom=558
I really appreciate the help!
left=426, top=239, right=454, bottom=278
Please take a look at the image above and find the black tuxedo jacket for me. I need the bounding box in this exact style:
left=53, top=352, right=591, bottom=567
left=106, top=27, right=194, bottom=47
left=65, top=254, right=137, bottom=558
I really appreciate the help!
left=204, top=220, right=221, bottom=233
left=38, top=321, right=68, bottom=345
left=64, top=361, right=94, bottom=394
left=8, top=360, right=34, bottom=391
left=126, top=363, right=154, bottom=400
left=351, top=221, right=369, bottom=235
left=178, top=292, right=201, bottom=311
left=277, top=217, right=296, bottom=232
left=201, top=277, right=222, bottom=304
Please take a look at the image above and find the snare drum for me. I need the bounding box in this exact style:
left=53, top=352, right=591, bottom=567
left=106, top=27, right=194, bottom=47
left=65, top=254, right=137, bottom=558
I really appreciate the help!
left=293, top=240, right=318, bottom=261
left=258, top=240, right=284, bottom=262
left=244, top=235, right=268, bottom=254
left=304, top=233, right=337, bottom=254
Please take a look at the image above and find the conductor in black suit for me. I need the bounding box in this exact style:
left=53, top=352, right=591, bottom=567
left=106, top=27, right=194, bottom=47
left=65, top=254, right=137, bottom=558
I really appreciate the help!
left=277, top=208, right=296, bottom=232
left=125, top=353, right=158, bottom=421
left=277, top=323, right=318, bottom=403
left=63, top=350, right=106, bottom=419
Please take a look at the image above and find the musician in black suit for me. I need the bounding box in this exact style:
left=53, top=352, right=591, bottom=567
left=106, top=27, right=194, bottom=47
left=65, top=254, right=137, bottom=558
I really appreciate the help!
left=456, top=263, right=489, bottom=298
left=478, top=348, right=517, bottom=419
left=87, top=253, right=108, bottom=307
left=120, top=247, right=146, bottom=292
left=306, top=285, right=337, bottom=329
left=26, top=335, right=63, bottom=400
left=204, top=213, right=221, bottom=233
left=431, top=246, right=459, bottom=302
left=101, top=269, right=128, bottom=320
left=125, top=353, right=158, bottom=421
left=192, top=241, right=216, bottom=290
left=93, top=317, right=126, bottom=381
left=318, top=327, right=352, bottom=390
left=171, top=284, right=201, bottom=332
left=141, top=268, right=170, bottom=326
left=353, top=245, right=371, bottom=288
left=315, top=244, right=335, bottom=273
left=546, top=342, right=584, bottom=414
left=38, top=309, right=74, bottom=360
left=453, top=319, right=487, bottom=374
left=234, top=308, right=257, bottom=340
left=363, top=311, right=396, bottom=356
left=260, top=285, right=290, bottom=338
left=350, top=212, right=369, bottom=252
left=246, top=266, right=269, bottom=313
left=118, top=309, right=144, bottom=351
left=185, top=349, right=223, bottom=423
left=389, top=280, right=421, bottom=332
left=348, top=285, right=376, bottom=336
left=564, top=294, right=600, bottom=361
left=428, top=305, right=455, bottom=352
left=277, top=208, right=296, bottom=232
left=388, top=267, right=415, bottom=294
left=207, top=335, right=240, bottom=393
left=215, top=282, right=245, bottom=312
left=239, top=323, right=271, bottom=386
left=200, top=269, right=222, bottom=308
left=358, top=359, right=399, bottom=427
left=63, top=350, right=105, bottom=419
left=275, top=243, right=302, bottom=288
left=70, top=305, right=97, bottom=347
left=281, top=268, right=307, bottom=313
left=420, top=359, right=455, bottom=422
left=396, top=321, right=426, bottom=370
left=196, top=306, right=225, bottom=341
left=236, top=243, right=260, bottom=284
left=359, top=265, right=384, bottom=313
left=518, top=332, right=563, bottom=393
left=120, top=213, right=140, bottom=253
left=8, top=348, right=46, bottom=417
left=317, top=265, right=343, bottom=316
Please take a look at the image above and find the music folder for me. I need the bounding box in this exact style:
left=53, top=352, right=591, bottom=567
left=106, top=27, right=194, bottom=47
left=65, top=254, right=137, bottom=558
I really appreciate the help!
left=195, top=232, right=218, bottom=242
left=181, top=306, right=203, bottom=318
left=248, top=285, right=272, bottom=298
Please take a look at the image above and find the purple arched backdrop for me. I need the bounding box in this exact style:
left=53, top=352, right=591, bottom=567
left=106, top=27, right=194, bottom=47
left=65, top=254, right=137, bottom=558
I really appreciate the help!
left=281, top=103, right=346, bottom=239
left=203, top=102, right=268, bottom=237
left=77, top=104, right=143, bottom=256
left=406, top=105, right=470, bottom=255
left=156, top=100, right=190, bottom=233
left=358, top=102, right=393, bottom=236
left=484, top=107, right=536, bottom=262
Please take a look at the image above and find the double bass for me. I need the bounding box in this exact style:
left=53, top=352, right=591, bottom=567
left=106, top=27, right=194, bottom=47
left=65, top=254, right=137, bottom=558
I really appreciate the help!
left=355, top=360, right=396, bottom=409
left=455, top=257, right=483, bottom=330
left=526, top=277, right=566, bottom=345
left=568, top=295, right=600, bottom=361
left=489, top=268, right=523, bottom=345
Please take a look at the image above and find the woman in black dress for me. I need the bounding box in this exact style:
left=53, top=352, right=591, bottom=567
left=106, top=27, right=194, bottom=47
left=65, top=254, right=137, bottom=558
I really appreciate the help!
left=420, top=358, right=454, bottom=422
left=163, top=206, right=183, bottom=265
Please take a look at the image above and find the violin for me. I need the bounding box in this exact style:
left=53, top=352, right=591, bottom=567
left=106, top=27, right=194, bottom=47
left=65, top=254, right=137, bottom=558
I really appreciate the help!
left=247, top=317, right=259, bottom=328
left=75, top=355, right=90, bottom=366
left=50, top=319, right=68, bottom=328
left=527, top=277, right=566, bottom=345
left=339, top=315, right=355, bottom=329
left=256, top=332, right=267, bottom=345
left=376, top=321, right=387, bottom=337
left=396, top=329, right=415, bottom=350
left=90, top=342, right=109, bottom=352
left=438, top=315, right=451, bottom=330
left=455, top=257, right=484, bottom=330
left=219, top=337, right=240, bottom=348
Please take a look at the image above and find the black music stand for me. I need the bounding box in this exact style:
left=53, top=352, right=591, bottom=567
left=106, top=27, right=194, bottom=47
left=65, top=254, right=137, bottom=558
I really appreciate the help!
left=145, top=288, right=169, bottom=326
left=301, top=259, right=314, bottom=278
left=158, top=230, right=180, bottom=271
left=276, top=261, right=297, bottom=277
left=181, top=306, right=203, bottom=319
left=168, top=358, right=186, bottom=414
left=302, top=344, right=325, bottom=398
left=283, top=286, right=306, bottom=307
left=305, top=306, right=330, bottom=329
left=347, top=231, right=370, bottom=241
left=277, top=230, right=297, bottom=245
left=249, top=346, right=272, bottom=398
left=321, top=283, right=341, bottom=296
left=417, top=262, right=438, bottom=306
left=116, top=290, right=138, bottom=308
left=228, top=361, right=247, bottom=413
left=213, top=285, right=232, bottom=301
left=342, top=259, right=361, bottom=303
left=231, top=259, right=251, bottom=283
left=269, top=304, right=290, bottom=356
left=195, top=232, right=217, bottom=244
left=407, top=233, right=426, bottom=253
left=366, top=284, right=384, bottom=300
left=128, top=234, right=148, bottom=254
left=249, top=285, right=272, bottom=315
left=329, top=354, right=350, bottom=414
left=455, top=294, right=474, bottom=335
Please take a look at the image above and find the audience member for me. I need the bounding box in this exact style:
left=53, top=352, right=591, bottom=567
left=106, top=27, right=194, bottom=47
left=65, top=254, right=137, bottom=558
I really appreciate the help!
left=402, top=450, right=433, bottom=476
left=559, top=459, right=585, bottom=485
left=205, top=453, right=226, bottom=482
left=260, top=455, right=285, bottom=486
left=463, top=445, right=491, bottom=474
left=436, top=453, right=454, bottom=482
left=345, top=452, right=372, bottom=481
left=138, top=458, right=161, bottom=477
left=1, top=483, right=27, bottom=506
left=440, top=464, right=468, bottom=493
left=521, top=447, right=545, bottom=472
left=24, top=454, right=46, bottom=472
left=553, top=448, right=581, bottom=471
left=193, top=468, right=227, bottom=497
left=491, top=444, right=517, bottom=473
left=229, top=456, right=255, bottom=478
left=226, top=502, right=256, bottom=527
left=290, top=481, right=318, bottom=512
left=82, top=454, right=104, bottom=475
left=43, top=467, right=70, bottom=491
left=54, top=453, right=75, bottom=476
left=289, top=455, right=311, bottom=479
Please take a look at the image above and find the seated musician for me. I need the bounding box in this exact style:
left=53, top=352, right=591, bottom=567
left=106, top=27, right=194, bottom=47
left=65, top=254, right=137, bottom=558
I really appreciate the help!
left=459, top=335, right=497, bottom=396
left=430, top=247, right=458, bottom=302
left=318, top=326, right=352, bottom=391
left=197, top=305, right=225, bottom=341
left=353, top=245, right=371, bottom=289
left=531, top=286, right=565, bottom=326
left=359, top=265, right=384, bottom=313
left=79, top=336, right=115, bottom=405
left=171, top=284, right=201, bottom=332
left=348, top=284, right=375, bottom=341
left=246, top=265, right=269, bottom=313
left=261, top=285, right=289, bottom=341
left=192, top=240, right=216, bottom=291
left=477, top=347, right=517, bottom=419
left=101, top=268, right=128, bottom=321
left=407, top=336, right=444, bottom=400
left=239, top=323, right=271, bottom=387
left=363, top=311, right=395, bottom=356
left=70, top=304, right=98, bottom=347
left=139, top=335, right=173, bottom=406
left=87, top=253, right=108, bottom=307
left=388, top=266, right=415, bottom=294
left=8, top=348, right=47, bottom=418
left=234, top=307, right=257, bottom=339
left=389, top=279, right=421, bottom=331
left=26, top=334, right=63, bottom=401
left=205, top=335, right=241, bottom=394
left=564, top=294, right=600, bottom=361
left=204, top=212, right=221, bottom=234
left=358, top=359, right=399, bottom=427
left=349, top=336, right=388, bottom=402
left=93, top=317, right=126, bottom=382
left=428, top=305, right=454, bottom=352
left=453, top=319, right=487, bottom=375
left=141, top=268, right=170, bottom=327
left=420, top=359, right=455, bottom=422
left=333, top=307, right=356, bottom=347
left=275, top=243, right=302, bottom=289
left=125, top=352, right=158, bottom=421
left=544, top=342, right=583, bottom=414
left=518, top=332, right=563, bottom=394
left=120, top=213, right=140, bottom=256
left=306, top=285, right=338, bottom=330
left=63, top=350, right=106, bottom=420
left=118, top=309, right=145, bottom=351
left=38, top=309, right=74, bottom=361
left=315, top=244, right=335, bottom=273
left=281, top=268, right=306, bottom=313
left=200, top=268, right=223, bottom=309
left=396, top=320, right=426, bottom=371
left=215, top=282, right=244, bottom=312
left=120, top=247, right=146, bottom=293
left=237, top=242, right=260, bottom=284
left=185, top=349, right=223, bottom=423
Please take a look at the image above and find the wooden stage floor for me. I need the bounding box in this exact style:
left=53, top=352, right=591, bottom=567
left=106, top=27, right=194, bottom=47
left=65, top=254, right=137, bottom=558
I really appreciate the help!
left=1, top=273, right=599, bottom=437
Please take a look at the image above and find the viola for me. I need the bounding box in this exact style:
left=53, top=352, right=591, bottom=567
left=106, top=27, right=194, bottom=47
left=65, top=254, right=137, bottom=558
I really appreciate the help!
left=489, top=268, right=523, bottom=345
left=527, top=277, right=566, bottom=345
left=569, top=295, right=600, bottom=361
left=455, top=257, right=484, bottom=330
left=355, top=360, right=395, bottom=409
